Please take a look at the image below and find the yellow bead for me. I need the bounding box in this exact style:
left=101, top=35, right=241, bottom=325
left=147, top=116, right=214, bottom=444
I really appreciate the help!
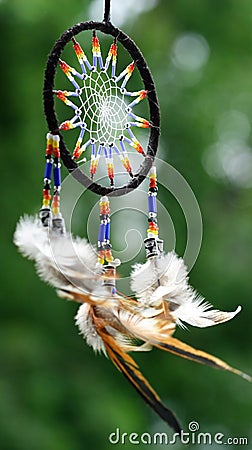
left=147, top=229, right=158, bottom=235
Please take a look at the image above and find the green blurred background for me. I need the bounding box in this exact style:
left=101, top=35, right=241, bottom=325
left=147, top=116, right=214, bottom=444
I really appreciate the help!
left=1, top=0, right=252, bottom=449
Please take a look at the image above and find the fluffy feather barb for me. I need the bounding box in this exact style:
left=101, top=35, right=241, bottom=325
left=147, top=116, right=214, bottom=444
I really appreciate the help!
left=172, top=297, right=242, bottom=328
left=131, top=251, right=241, bottom=328
left=14, top=215, right=99, bottom=295
left=14, top=215, right=49, bottom=260
left=75, top=304, right=106, bottom=354
left=131, top=251, right=189, bottom=306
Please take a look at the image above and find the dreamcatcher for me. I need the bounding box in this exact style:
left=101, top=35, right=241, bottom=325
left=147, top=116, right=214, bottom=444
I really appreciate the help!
left=14, top=0, right=251, bottom=435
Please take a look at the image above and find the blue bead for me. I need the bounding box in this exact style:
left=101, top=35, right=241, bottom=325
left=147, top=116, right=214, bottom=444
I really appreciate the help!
left=105, top=222, right=110, bottom=241
left=98, top=223, right=105, bottom=243
left=103, top=146, right=108, bottom=158
left=98, top=56, right=103, bottom=69
left=54, top=166, right=61, bottom=187
left=148, top=195, right=157, bottom=213
left=79, top=127, right=85, bottom=139
left=92, top=142, right=96, bottom=156
left=44, top=161, right=52, bottom=180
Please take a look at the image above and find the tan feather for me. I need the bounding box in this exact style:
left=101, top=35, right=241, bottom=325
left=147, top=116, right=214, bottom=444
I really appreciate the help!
left=153, top=336, right=252, bottom=381
left=97, top=325, right=182, bottom=434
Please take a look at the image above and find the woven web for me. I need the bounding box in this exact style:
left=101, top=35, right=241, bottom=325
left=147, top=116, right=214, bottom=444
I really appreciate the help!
left=80, top=71, right=128, bottom=143
left=54, top=32, right=151, bottom=186
left=54, top=32, right=150, bottom=186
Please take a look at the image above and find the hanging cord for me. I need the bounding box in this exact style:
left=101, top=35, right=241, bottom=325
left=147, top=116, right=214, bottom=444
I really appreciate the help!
left=103, top=0, right=111, bottom=23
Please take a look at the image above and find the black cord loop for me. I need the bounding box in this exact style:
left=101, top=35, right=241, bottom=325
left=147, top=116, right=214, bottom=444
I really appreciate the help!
left=43, top=20, right=160, bottom=197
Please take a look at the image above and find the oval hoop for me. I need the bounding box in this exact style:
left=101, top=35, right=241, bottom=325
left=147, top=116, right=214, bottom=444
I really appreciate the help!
left=43, top=21, right=160, bottom=196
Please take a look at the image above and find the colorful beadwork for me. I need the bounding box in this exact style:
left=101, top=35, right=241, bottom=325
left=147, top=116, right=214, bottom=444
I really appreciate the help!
left=72, top=37, right=92, bottom=73
left=144, top=165, right=163, bottom=258
left=40, top=133, right=53, bottom=226
left=54, top=33, right=151, bottom=186
left=92, top=31, right=103, bottom=69
left=40, top=133, right=65, bottom=233
left=97, top=196, right=113, bottom=265
left=105, top=40, right=117, bottom=77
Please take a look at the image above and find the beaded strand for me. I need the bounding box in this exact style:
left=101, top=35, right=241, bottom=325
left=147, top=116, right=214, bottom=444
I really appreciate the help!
left=40, top=133, right=53, bottom=227
left=97, top=196, right=121, bottom=295
left=51, top=135, right=65, bottom=234
left=97, top=196, right=113, bottom=265
left=144, top=165, right=163, bottom=258
left=39, top=133, right=65, bottom=233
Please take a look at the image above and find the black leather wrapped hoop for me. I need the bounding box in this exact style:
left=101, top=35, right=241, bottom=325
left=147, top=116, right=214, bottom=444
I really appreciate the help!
left=43, top=20, right=160, bottom=196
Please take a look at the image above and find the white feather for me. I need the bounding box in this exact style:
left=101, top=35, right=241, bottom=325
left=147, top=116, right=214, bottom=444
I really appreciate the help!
left=14, top=215, right=100, bottom=295
left=131, top=251, right=242, bottom=329
left=14, top=215, right=49, bottom=260
left=36, top=234, right=98, bottom=294
left=171, top=294, right=242, bottom=328
left=131, top=251, right=189, bottom=306
left=75, top=303, right=106, bottom=354
left=131, top=259, right=160, bottom=295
